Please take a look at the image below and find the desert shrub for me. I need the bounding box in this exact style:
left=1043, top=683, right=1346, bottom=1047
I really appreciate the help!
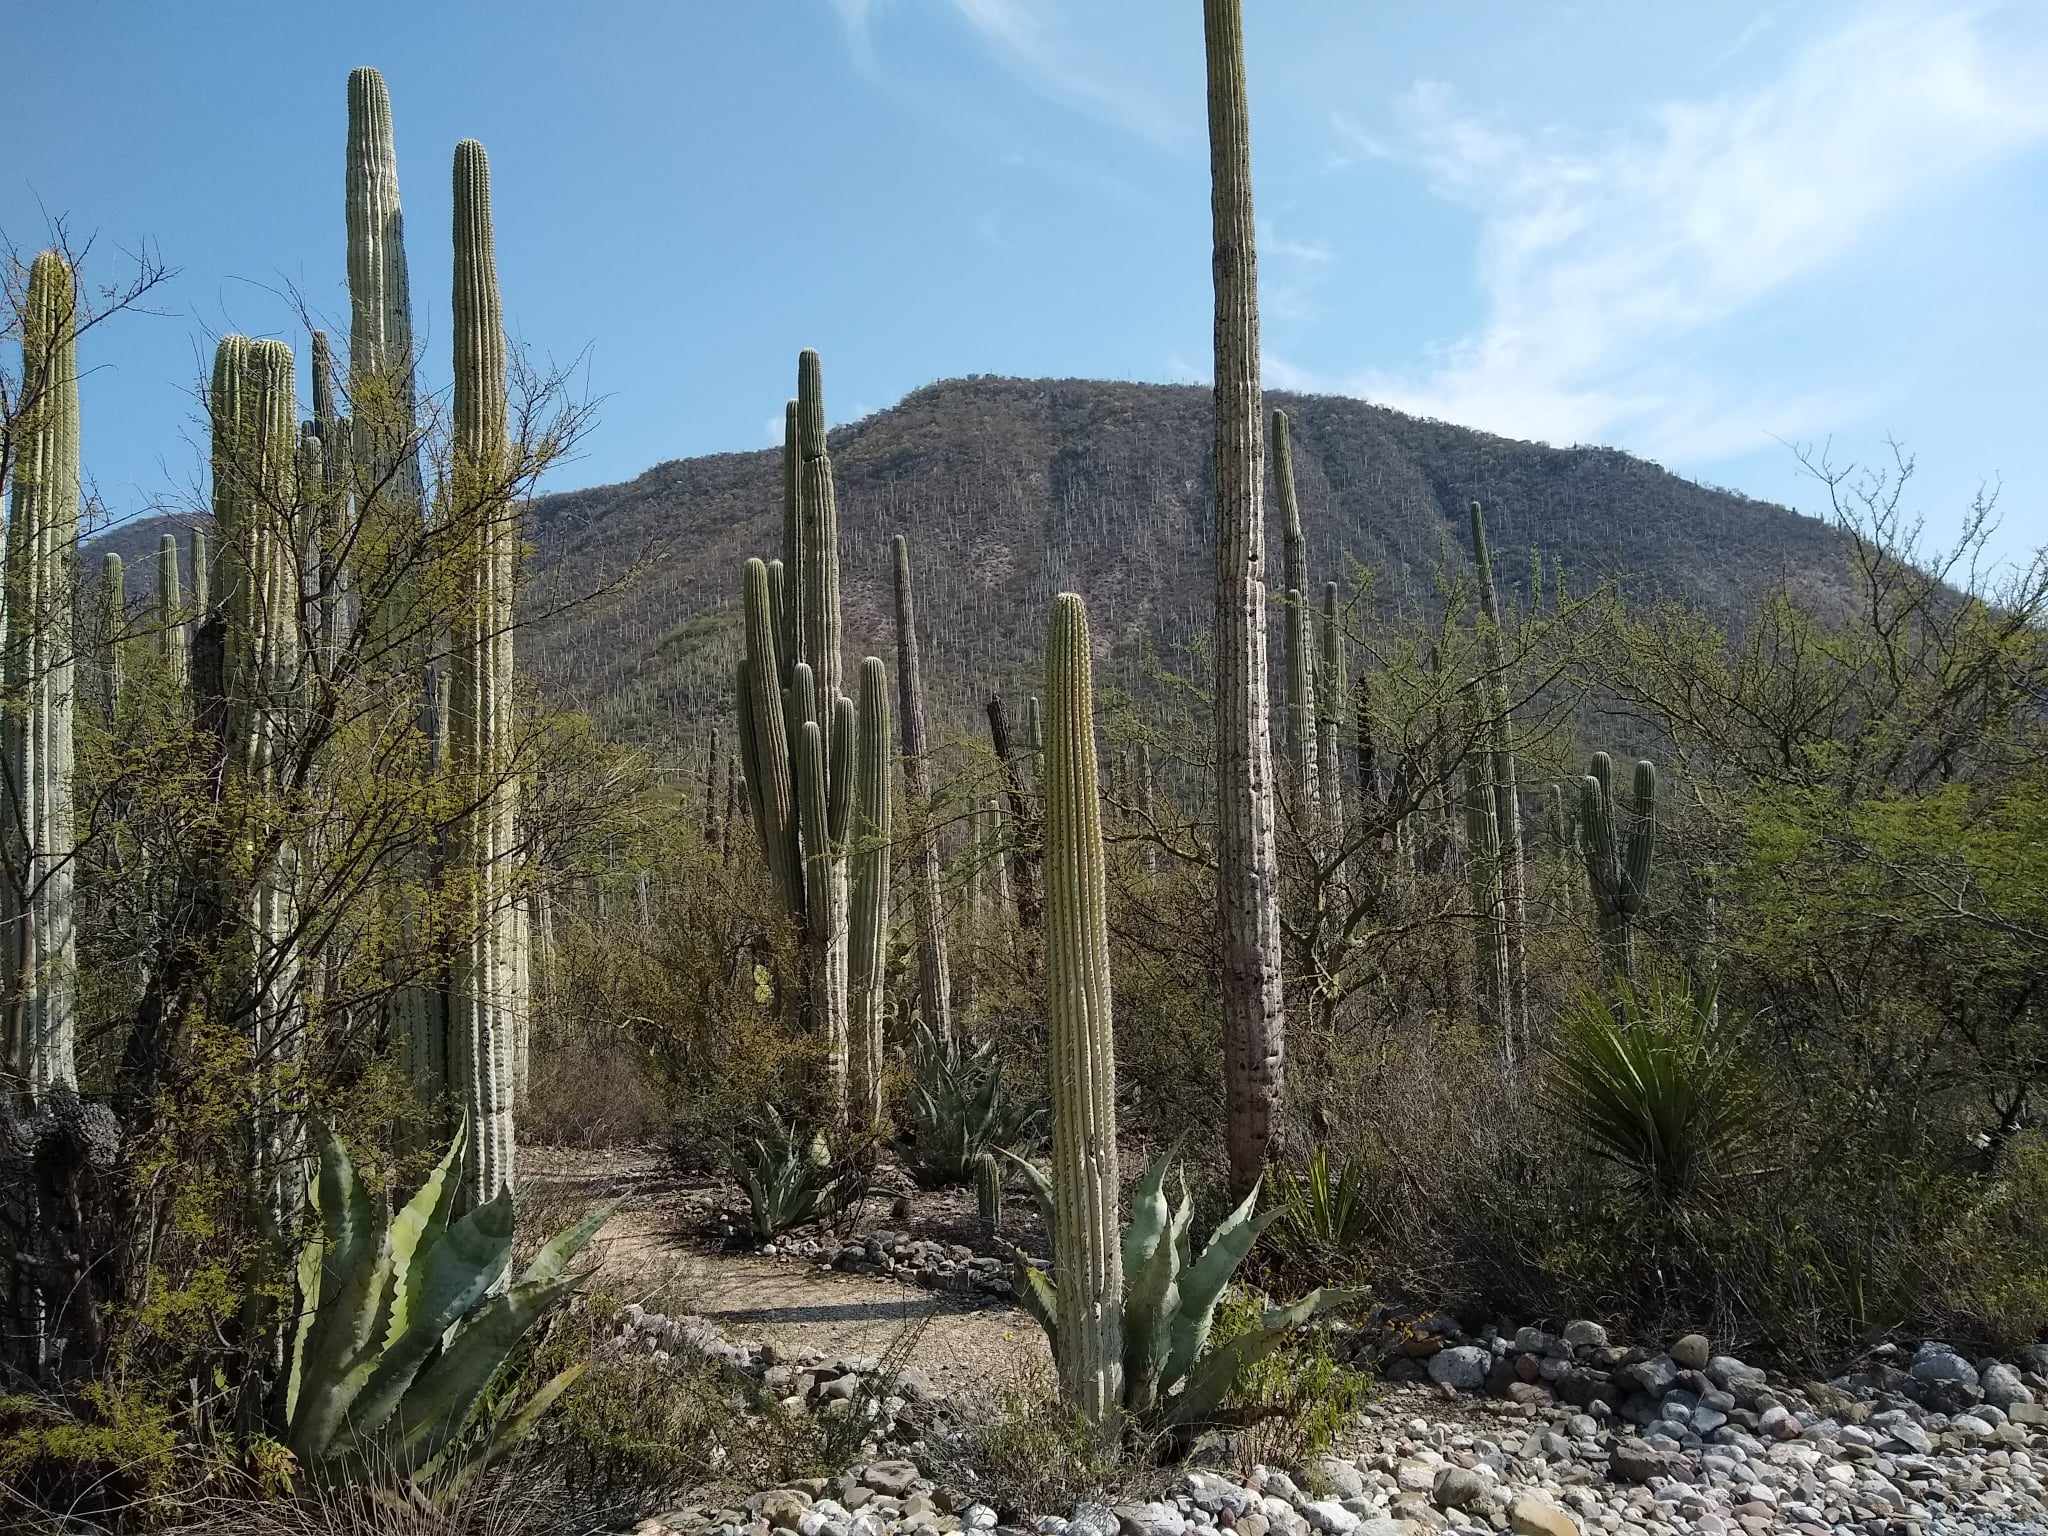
left=0, top=1383, right=185, bottom=1530
left=1209, top=1289, right=1371, bottom=1477
left=933, top=1386, right=1166, bottom=1519
left=1264, top=1146, right=1373, bottom=1281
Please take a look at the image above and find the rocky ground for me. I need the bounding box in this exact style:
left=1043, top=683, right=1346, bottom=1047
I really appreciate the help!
left=530, top=1148, right=2048, bottom=1536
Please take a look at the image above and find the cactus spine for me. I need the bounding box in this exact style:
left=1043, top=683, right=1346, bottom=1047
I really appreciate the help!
left=1580, top=753, right=1658, bottom=983
left=891, top=535, right=952, bottom=1038
left=1468, top=502, right=1528, bottom=1057
left=848, top=656, right=892, bottom=1126
left=1206, top=0, right=1287, bottom=1201
left=1274, top=409, right=1318, bottom=818
left=445, top=138, right=523, bottom=1203
left=2, top=251, right=81, bottom=1096
left=1042, top=593, right=1123, bottom=1422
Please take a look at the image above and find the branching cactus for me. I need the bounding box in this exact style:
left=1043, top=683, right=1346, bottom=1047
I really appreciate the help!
left=848, top=656, right=892, bottom=1126
left=444, top=138, right=523, bottom=1204
left=1580, top=752, right=1658, bottom=982
left=2, top=251, right=82, bottom=1096
left=1468, top=501, right=1528, bottom=1055
left=891, top=536, right=952, bottom=1039
left=1040, top=593, right=1124, bottom=1423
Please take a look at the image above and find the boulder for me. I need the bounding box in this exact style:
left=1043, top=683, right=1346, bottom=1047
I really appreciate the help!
left=1427, top=1345, right=1491, bottom=1393
left=1619, top=1355, right=1680, bottom=1396
left=1563, top=1321, right=1609, bottom=1350
left=1980, top=1361, right=2035, bottom=1407
left=1508, top=1496, right=1580, bottom=1536
left=1608, top=1441, right=1668, bottom=1485
left=1909, top=1346, right=1977, bottom=1387
left=1672, top=1335, right=1711, bottom=1371
left=1430, top=1468, right=1489, bottom=1511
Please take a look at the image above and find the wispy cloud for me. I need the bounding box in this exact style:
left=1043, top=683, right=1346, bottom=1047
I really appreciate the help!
left=947, top=0, right=1185, bottom=145
left=1314, top=3, right=2048, bottom=465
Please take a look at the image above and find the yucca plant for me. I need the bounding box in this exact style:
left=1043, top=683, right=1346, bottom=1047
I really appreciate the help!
left=903, top=1020, right=1043, bottom=1188
left=1266, top=1146, right=1373, bottom=1272
left=1003, top=1148, right=1354, bottom=1432
left=731, top=1105, right=861, bottom=1240
left=1542, top=977, right=1761, bottom=1206
left=284, top=1120, right=611, bottom=1494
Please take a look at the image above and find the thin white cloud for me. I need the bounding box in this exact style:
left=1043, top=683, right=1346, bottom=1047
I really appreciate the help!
left=1324, top=3, right=2048, bottom=465
left=946, top=0, right=1185, bottom=146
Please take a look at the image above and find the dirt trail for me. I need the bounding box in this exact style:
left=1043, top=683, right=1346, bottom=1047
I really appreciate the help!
left=523, top=1145, right=1045, bottom=1399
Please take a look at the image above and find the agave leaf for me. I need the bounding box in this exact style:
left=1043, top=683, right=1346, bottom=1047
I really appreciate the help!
left=289, top=1127, right=391, bottom=1458
left=1122, top=1164, right=1193, bottom=1416
left=517, top=1201, right=616, bottom=1289
left=1163, top=1287, right=1356, bottom=1429
left=382, top=1122, right=470, bottom=1353
left=339, top=1188, right=518, bottom=1445
left=995, top=1146, right=1055, bottom=1244
left=426, top=1360, right=588, bottom=1500
left=1162, top=1186, right=1278, bottom=1392
left=391, top=1275, right=577, bottom=1472
left=1013, top=1253, right=1059, bottom=1350
left=284, top=1165, right=325, bottom=1425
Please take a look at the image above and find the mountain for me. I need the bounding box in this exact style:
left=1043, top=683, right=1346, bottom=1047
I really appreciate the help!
left=96, top=376, right=1854, bottom=751
left=516, top=376, right=1850, bottom=746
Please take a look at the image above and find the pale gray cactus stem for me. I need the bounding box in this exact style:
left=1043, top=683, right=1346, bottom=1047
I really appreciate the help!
left=445, top=137, right=523, bottom=1204
left=308, top=328, right=349, bottom=665
left=99, top=555, right=126, bottom=726
left=795, top=351, right=842, bottom=773
left=891, top=535, right=952, bottom=1040
left=1462, top=698, right=1509, bottom=1048
left=1468, top=501, right=1528, bottom=1057
left=345, top=66, right=423, bottom=535
left=795, top=715, right=847, bottom=1108
left=1315, top=582, right=1344, bottom=851
left=1206, top=0, right=1286, bottom=1201
left=1135, top=742, right=1160, bottom=876
left=156, top=534, right=188, bottom=688
left=848, top=656, right=892, bottom=1125
left=1042, top=593, right=1124, bottom=1423
left=2, top=251, right=82, bottom=1097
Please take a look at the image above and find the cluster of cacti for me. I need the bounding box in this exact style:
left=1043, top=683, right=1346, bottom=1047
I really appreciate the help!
left=1579, top=751, right=1658, bottom=982
left=1466, top=501, right=1528, bottom=1060
left=1205, top=0, right=1288, bottom=1201
left=733, top=350, right=893, bottom=1121
left=2, top=251, right=82, bottom=1100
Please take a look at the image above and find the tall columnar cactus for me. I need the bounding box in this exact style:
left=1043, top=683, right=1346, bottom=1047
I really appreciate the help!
left=1025, top=695, right=1044, bottom=794
left=99, top=554, right=126, bottom=726
left=1548, top=783, right=1578, bottom=920
left=345, top=66, right=423, bottom=645
left=443, top=138, right=524, bottom=1204
left=891, top=536, right=952, bottom=1039
left=795, top=352, right=843, bottom=765
left=1468, top=502, right=1528, bottom=1054
left=2, top=251, right=81, bottom=1097
left=1041, top=593, right=1123, bottom=1422
left=1579, top=753, right=1658, bottom=983
left=1314, top=580, right=1344, bottom=848
left=212, top=335, right=308, bottom=1242
left=779, top=400, right=802, bottom=684
left=156, top=534, right=189, bottom=688
left=987, top=696, right=1042, bottom=933
left=848, top=656, right=892, bottom=1124
left=191, top=528, right=211, bottom=618
left=1273, top=409, right=1318, bottom=817
left=1205, top=0, right=1287, bottom=1200
left=310, top=330, right=348, bottom=666
left=1462, top=705, right=1510, bottom=1048
left=1135, top=742, right=1160, bottom=877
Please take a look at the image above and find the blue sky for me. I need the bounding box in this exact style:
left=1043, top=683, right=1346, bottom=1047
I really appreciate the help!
left=10, top=1, right=2046, bottom=566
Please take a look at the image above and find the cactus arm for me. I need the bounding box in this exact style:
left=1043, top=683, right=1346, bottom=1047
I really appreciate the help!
left=779, top=400, right=802, bottom=687
left=738, top=559, right=802, bottom=915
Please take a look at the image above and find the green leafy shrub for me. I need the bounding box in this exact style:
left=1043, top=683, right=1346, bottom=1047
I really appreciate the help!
left=0, top=1383, right=182, bottom=1527
left=1210, top=1289, right=1371, bottom=1476
left=1266, top=1146, right=1372, bottom=1276
left=903, top=1022, right=1043, bottom=1187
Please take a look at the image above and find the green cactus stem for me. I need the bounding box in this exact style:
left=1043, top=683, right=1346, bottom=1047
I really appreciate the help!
left=1468, top=502, right=1528, bottom=1058
left=795, top=717, right=847, bottom=1109
left=2, top=251, right=82, bottom=1097
left=99, top=554, right=126, bottom=727
left=1206, top=0, right=1288, bottom=1202
left=848, top=656, right=892, bottom=1126
left=795, top=352, right=843, bottom=767
left=891, top=535, right=952, bottom=1039
left=1274, top=409, right=1318, bottom=816
left=1462, top=703, right=1509, bottom=1045
left=1314, top=580, right=1344, bottom=848
left=780, top=400, right=802, bottom=686
left=975, top=1152, right=1006, bottom=1235
left=986, top=696, right=1042, bottom=933
left=1041, top=593, right=1124, bottom=1422
left=1579, top=753, right=1658, bottom=983
left=156, top=534, right=188, bottom=688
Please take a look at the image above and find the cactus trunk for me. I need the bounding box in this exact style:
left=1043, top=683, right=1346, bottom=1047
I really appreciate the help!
left=1462, top=704, right=1509, bottom=1048
left=1274, top=410, right=1318, bottom=819
left=848, top=656, right=892, bottom=1126
left=1315, top=580, right=1344, bottom=850
left=445, top=138, right=522, bottom=1203
left=1468, top=502, right=1528, bottom=1059
left=2, top=251, right=81, bottom=1097
left=1205, top=0, right=1287, bottom=1200
left=1579, top=753, right=1657, bottom=984
left=1042, top=593, right=1124, bottom=1423
left=891, top=536, right=953, bottom=1039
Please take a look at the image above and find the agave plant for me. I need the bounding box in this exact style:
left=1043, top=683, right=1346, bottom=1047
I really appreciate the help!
left=1266, top=1146, right=1373, bottom=1271
left=731, top=1105, right=861, bottom=1241
left=1542, top=977, right=1761, bottom=1206
left=903, top=1021, right=1043, bottom=1187
left=284, top=1119, right=611, bottom=1493
left=1003, top=1148, right=1354, bottom=1430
